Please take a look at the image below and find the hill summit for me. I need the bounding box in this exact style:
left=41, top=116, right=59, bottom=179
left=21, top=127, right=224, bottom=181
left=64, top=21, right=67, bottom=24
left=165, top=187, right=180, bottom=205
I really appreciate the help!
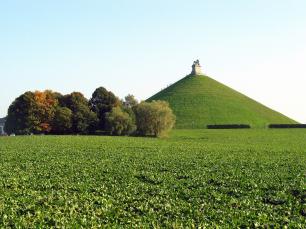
left=147, top=60, right=297, bottom=128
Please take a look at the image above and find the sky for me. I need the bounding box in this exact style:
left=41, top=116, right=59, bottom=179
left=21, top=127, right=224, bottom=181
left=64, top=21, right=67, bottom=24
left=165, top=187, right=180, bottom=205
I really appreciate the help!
left=1, top=0, right=306, bottom=122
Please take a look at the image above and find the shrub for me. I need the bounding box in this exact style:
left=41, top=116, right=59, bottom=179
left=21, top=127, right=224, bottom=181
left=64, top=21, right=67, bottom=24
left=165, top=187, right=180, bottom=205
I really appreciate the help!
left=105, top=107, right=136, bottom=136
left=134, top=100, right=176, bottom=137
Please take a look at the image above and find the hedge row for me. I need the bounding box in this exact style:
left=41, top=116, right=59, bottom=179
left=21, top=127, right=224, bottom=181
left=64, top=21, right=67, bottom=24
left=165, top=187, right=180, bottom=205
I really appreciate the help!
left=207, top=124, right=251, bottom=129
left=268, top=124, right=306, bottom=128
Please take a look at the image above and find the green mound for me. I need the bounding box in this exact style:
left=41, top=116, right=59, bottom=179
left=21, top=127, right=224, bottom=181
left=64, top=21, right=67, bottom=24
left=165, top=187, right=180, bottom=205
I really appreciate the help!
left=147, top=74, right=297, bottom=128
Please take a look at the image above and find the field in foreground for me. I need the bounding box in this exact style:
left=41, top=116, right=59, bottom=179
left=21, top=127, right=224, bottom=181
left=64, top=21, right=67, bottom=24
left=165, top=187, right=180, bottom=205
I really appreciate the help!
left=0, top=130, right=305, bottom=227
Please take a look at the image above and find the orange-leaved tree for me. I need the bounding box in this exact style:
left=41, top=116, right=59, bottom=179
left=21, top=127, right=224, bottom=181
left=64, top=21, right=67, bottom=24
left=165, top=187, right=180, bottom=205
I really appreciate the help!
left=33, top=90, right=59, bottom=133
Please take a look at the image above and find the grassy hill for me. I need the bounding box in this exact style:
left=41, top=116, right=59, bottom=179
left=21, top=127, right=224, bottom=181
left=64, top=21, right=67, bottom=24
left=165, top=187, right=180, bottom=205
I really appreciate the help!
left=147, top=74, right=297, bottom=128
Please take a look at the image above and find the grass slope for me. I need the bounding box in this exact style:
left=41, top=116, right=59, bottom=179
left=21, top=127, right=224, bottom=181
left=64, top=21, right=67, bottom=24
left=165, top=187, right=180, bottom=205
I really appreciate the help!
left=148, top=75, right=297, bottom=128
left=0, top=130, right=305, bottom=227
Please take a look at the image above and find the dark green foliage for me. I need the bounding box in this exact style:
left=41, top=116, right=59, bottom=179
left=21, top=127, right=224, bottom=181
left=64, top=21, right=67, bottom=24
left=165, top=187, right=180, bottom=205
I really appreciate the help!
left=105, top=107, right=136, bottom=135
left=5, top=91, right=36, bottom=135
left=50, top=91, right=64, bottom=101
left=134, top=100, right=176, bottom=137
left=89, top=87, right=121, bottom=130
left=63, top=92, right=98, bottom=134
left=148, top=75, right=297, bottom=128
left=61, top=92, right=89, bottom=113
left=207, top=124, right=251, bottom=129
left=0, top=129, right=305, bottom=227
left=52, top=107, right=73, bottom=134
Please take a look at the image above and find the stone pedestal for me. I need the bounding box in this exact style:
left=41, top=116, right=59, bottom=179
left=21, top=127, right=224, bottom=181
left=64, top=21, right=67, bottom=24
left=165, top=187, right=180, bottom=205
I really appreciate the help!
left=191, top=60, right=203, bottom=75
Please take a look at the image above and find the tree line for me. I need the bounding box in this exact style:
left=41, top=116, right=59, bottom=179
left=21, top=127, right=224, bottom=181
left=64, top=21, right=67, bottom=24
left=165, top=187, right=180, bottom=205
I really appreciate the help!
left=4, top=87, right=176, bottom=137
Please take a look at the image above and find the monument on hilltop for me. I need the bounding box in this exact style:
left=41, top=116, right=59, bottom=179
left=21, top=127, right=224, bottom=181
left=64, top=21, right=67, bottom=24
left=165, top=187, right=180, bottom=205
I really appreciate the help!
left=147, top=60, right=297, bottom=128
left=191, top=59, right=203, bottom=75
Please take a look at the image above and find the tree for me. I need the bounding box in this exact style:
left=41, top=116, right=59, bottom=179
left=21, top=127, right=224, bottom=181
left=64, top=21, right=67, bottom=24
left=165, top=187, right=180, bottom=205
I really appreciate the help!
left=105, top=107, right=136, bottom=136
left=52, top=107, right=73, bottom=134
left=33, top=90, right=58, bottom=133
left=5, top=91, right=37, bottom=135
left=134, top=100, right=176, bottom=137
left=62, top=92, right=98, bottom=134
left=120, top=94, right=138, bottom=125
left=123, top=94, right=138, bottom=108
left=89, top=87, right=121, bottom=130
left=5, top=90, right=59, bottom=134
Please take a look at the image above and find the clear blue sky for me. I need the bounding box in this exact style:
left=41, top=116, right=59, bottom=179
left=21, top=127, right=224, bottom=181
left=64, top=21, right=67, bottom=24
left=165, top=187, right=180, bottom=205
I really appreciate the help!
left=1, top=0, right=306, bottom=122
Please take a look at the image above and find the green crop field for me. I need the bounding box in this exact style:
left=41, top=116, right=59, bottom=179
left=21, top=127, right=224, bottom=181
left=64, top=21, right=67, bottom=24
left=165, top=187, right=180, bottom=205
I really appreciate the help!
left=148, top=75, right=297, bottom=128
left=0, top=130, right=305, bottom=227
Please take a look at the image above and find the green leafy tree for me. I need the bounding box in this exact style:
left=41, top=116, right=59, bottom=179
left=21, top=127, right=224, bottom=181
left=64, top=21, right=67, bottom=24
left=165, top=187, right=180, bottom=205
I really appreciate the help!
left=105, top=107, right=136, bottom=136
left=5, top=92, right=37, bottom=134
left=123, top=94, right=138, bottom=108
left=62, top=92, right=98, bottom=134
left=122, top=94, right=138, bottom=124
left=52, top=107, right=73, bottom=134
left=134, top=100, right=176, bottom=137
left=89, top=87, right=121, bottom=130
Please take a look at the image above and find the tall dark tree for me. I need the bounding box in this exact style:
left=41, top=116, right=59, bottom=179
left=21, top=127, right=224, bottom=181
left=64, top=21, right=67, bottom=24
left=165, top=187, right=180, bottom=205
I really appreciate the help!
left=89, top=87, right=120, bottom=130
left=5, top=91, right=37, bottom=135
left=52, top=107, right=73, bottom=134
left=62, top=92, right=98, bottom=134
